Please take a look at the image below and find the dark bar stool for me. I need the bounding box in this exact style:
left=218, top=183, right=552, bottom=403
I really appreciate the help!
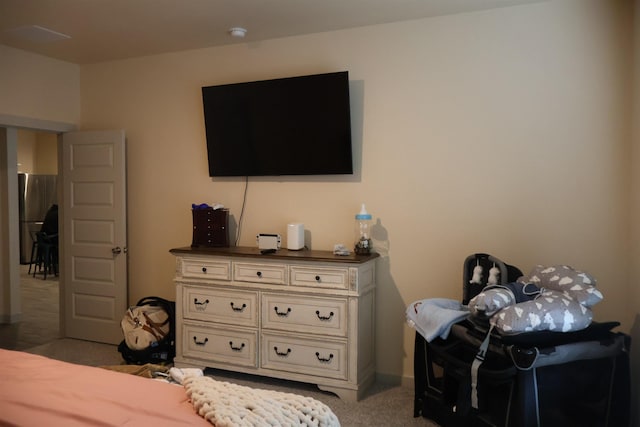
left=32, top=232, right=58, bottom=280
left=28, top=230, right=39, bottom=275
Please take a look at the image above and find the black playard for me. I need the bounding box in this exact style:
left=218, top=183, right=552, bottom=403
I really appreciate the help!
left=408, top=253, right=631, bottom=427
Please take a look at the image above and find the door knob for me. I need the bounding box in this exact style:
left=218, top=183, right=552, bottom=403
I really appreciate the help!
left=112, top=246, right=122, bottom=255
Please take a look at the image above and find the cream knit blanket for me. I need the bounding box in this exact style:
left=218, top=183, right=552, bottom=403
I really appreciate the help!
left=184, top=376, right=341, bottom=427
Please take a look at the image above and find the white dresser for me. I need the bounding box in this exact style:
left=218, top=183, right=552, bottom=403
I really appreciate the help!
left=170, top=246, right=378, bottom=402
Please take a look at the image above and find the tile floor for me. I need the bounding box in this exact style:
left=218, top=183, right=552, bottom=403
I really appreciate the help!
left=0, top=264, right=60, bottom=351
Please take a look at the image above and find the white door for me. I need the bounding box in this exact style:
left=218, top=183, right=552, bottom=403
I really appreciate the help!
left=62, top=130, right=127, bottom=344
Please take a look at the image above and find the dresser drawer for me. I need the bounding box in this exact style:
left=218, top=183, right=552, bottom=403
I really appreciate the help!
left=180, top=258, right=231, bottom=281
left=234, top=262, right=288, bottom=285
left=262, top=293, right=347, bottom=337
left=289, top=265, right=349, bottom=290
left=183, top=286, right=258, bottom=327
left=182, top=322, right=257, bottom=368
left=261, top=333, right=347, bottom=380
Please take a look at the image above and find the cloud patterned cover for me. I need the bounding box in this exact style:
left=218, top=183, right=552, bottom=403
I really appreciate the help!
left=471, top=265, right=602, bottom=335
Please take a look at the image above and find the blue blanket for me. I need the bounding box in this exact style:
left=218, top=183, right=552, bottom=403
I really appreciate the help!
left=406, top=298, right=469, bottom=342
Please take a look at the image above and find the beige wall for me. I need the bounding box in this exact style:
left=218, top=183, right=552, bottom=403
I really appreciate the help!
left=78, top=0, right=634, bottom=381
left=16, top=130, right=58, bottom=174
left=1, top=0, right=637, bottom=396
left=16, top=129, right=35, bottom=173
left=33, top=132, right=58, bottom=174
left=0, top=45, right=80, bottom=125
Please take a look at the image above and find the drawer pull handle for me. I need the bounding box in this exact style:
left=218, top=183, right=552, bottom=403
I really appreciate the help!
left=256, top=271, right=262, bottom=277
left=316, top=310, right=334, bottom=321
left=193, top=336, right=209, bottom=346
left=230, top=302, right=247, bottom=312
left=201, top=267, right=207, bottom=273
left=315, top=275, right=321, bottom=282
left=315, top=352, right=334, bottom=363
left=274, top=346, right=291, bottom=357
left=274, top=306, right=292, bottom=317
left=229, top=341, right=245, bottom=352
left=194, top=298, right=210, bottom=310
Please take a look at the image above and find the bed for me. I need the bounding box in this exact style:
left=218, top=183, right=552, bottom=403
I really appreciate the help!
left=0, top=348, right=340, bottom=426
left=0, top=348, right=209, bottom=426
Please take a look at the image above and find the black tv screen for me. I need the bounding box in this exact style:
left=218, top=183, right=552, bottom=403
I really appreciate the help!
left=202, top=71, right=353, bottom=177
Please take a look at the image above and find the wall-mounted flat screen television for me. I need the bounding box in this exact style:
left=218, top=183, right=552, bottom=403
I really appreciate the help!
left=202, top=71, right=353, bottom=177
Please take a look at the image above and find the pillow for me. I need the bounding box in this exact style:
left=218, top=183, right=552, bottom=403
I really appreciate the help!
left=519, top=265, right=603, bottom=307
left=468, top=287, right=516, bottom=318
left=468, top=282, right=540, bottom=318
left=490, top=290, right=593, bottom=335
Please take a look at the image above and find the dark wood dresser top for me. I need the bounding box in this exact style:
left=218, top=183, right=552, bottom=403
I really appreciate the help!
left=170, top=246, right=379, bottom=264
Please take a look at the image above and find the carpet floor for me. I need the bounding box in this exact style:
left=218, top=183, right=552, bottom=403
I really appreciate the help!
left=5, top=265, right=436, bottom=426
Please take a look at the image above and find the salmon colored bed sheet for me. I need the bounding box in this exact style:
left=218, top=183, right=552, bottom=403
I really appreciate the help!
left=0, top=348, right=210, bottom=426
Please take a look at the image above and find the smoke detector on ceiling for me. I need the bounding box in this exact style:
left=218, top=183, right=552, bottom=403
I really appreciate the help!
left=228, top=27, right=247, bottom=38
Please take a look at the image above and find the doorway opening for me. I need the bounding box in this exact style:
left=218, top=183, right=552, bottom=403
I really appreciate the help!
left=0, top=129, right=60, bottom=351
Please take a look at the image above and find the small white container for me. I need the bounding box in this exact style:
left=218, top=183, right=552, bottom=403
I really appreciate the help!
left=287, top=223, right=304, bottom=250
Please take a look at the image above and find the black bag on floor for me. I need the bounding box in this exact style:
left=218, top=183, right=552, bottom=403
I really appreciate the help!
left=117, top=296, right=176, bottom=365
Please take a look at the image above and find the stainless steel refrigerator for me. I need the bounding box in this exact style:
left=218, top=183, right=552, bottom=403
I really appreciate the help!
left=18, top=173, right=58, bottom=264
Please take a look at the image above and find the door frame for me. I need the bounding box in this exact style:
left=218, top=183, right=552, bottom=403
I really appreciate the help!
left=0, top=115, right=75, bottom=330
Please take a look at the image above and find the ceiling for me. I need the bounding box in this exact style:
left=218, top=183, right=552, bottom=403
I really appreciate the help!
left=0, top=0, right=543, bottom=64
